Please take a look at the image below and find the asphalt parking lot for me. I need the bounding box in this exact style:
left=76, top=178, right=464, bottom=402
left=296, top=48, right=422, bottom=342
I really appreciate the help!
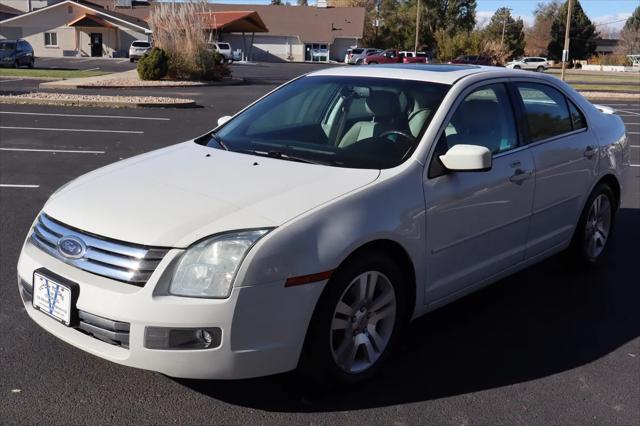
left=0, top=71, right=639, bottom=423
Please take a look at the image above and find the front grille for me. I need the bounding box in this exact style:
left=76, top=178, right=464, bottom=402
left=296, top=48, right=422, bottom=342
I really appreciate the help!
left=30, top=213, right=169, bottom=286
left=76, top=310, right=130, bottom=348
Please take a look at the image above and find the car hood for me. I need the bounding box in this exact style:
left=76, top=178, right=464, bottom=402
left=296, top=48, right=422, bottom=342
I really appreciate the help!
left=43, top=142, right=380, bottom=248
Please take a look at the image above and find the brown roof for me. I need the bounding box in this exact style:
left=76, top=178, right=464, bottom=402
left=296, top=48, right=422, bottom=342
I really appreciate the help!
left=0, top=3, right=22, bottom=16
left=206, top=4, right=365, bottom=43
left=198, top=11, right=268, bottom=33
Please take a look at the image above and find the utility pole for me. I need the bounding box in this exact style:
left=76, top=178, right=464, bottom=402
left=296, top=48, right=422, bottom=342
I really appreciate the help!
left=500, top=8, right=511, bottom=47
left=414, top=0, right=420, bottom=53
left=561, top=0, right=573, bottom=81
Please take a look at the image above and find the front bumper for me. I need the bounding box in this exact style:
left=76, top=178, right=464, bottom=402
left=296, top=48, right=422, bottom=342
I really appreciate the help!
left=18, top=240, right=325, bottom=379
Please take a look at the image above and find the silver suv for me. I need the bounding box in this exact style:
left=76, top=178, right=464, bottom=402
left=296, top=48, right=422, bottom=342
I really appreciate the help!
left=347, top=48, right=381, bottom=65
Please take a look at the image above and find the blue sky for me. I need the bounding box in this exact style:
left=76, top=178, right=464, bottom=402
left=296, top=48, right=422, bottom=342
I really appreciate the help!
left=214, top=0, right=637, bottom=31
left=475, top=0, right=637, bottom=31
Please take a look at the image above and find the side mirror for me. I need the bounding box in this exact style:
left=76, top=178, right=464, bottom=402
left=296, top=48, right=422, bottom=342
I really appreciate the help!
left=217, top=116, right=232, bottom=127
left=439, top=144, right=492, bottom=172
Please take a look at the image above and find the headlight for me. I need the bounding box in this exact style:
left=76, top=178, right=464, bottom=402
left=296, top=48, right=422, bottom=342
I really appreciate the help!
left=169, top=229, right=270, bottom=298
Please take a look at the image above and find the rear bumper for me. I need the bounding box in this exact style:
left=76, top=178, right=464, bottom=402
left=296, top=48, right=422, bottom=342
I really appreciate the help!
left=18, top=240, right=325, bottom=379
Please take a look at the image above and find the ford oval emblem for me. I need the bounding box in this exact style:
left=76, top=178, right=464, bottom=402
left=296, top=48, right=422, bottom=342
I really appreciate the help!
left=57, top=236, right=86, bottom=259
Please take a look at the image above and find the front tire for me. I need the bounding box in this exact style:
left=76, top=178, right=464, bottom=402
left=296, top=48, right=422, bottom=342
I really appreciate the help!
left=569, top=183, right=616, bottom=264
left=536, top=65, right=544, bottom=72
left=513, top=65, right=521, bottom=70
left=300, top=251, right=407, bottom=385
left=28, top=58, right=34, bottom=68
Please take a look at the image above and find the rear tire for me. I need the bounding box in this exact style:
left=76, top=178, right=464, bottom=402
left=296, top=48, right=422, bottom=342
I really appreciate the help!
left=568, top=183, right=616, bottom=265
left=28, top=58, right=34, bottom=69
left=536, top=66, right=544, bottom=72
left=299, top=251, right=407, bottom=386
left=513, top=65, right=521, bottom=70
left=13, top=60, right=20, bottom=68
left=129, top=58, right=134, bottom=63
left=368, top=61, right=378, bottom=65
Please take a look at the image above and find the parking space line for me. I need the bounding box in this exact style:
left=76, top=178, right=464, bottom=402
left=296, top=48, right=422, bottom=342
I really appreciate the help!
left=616, top=109, right=640, bottom=116
left=628, top=131, right=640, bottom=135
left=0, top=111, right=170, bottom=121
left=0, top=184, right=40, bottom=188
left=0, top=126, right=143, bottom=134
left=0, top=79, right=23, bottom=83
left=0, top=147, right=105, bottom=154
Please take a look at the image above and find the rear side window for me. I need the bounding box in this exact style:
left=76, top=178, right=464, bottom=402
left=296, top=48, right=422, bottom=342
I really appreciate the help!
left=352, top=48, right=364, bottom=54
left=217, top=43, right=230, bottom=50
left=567, top=100, right=586, bottom=130
left=516, top=83, right=572, bottom=142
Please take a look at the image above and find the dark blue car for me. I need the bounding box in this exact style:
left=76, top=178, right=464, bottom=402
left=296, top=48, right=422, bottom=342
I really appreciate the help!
left=0, top=39, right=35, bottom=68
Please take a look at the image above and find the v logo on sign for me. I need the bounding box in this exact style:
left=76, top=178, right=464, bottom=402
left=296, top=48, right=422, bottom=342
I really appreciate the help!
left=44, top=278, right=60, bottom=315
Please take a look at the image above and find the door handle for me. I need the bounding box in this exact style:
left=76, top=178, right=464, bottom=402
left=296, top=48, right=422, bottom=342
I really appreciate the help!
left=584, top=146, right=597, bottom=158
left=509, top=169, right=532, bottom=184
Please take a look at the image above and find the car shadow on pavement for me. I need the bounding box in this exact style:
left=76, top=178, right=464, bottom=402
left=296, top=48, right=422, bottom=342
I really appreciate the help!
left=176, top=208, right=640, bottom=412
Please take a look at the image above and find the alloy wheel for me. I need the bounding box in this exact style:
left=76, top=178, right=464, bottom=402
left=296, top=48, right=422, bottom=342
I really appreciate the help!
left=584, top=194, right=611, bottom=260
left=330, top=271, right=397, bottom=374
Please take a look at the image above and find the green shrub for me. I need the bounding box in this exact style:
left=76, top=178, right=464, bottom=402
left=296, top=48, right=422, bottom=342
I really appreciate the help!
left=137, top=47, right=169, bottom=81
left=166, top=48, right=231, bottom=81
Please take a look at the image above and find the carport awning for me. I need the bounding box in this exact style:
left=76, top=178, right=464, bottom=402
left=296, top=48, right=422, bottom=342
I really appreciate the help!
left=198, top=11, right=268, bottom=33
left=68, top=14, right=116, bottom=28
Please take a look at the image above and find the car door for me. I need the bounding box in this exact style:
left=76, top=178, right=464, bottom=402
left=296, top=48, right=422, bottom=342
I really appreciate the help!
left=512, top=82, right=598, bottom=258
left=423, top=82, right=535, bottom=303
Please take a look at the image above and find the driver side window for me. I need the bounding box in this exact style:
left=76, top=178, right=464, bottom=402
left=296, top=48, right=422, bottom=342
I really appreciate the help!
left=429, top=83, right=518, bottom=178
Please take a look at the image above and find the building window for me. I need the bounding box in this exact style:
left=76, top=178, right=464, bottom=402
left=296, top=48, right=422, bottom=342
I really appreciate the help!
left=44, top=32, right=58, bottom=47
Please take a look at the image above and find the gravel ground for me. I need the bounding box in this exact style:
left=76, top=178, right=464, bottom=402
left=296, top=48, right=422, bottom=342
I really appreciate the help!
left=84, top=76, right=211, bottom=87
left=0, top=92, right=194, bottom=105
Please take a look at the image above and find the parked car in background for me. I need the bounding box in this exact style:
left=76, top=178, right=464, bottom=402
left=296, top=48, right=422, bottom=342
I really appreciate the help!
left=0, top=39, right=34, bottom=68
left=399, top=51, right=429, bottom=63
left=506, top=57, right=549, bottom=72
left=128, top=40, right=151, bottom=62
left=18, top=64, right=628, bottom=386
left=208, top=42, right=234, bottom=63
left=364, top=49, right=428, bottom=64
left=347, top=48, right=381, bottom=64
left=450, top=55, right=492, bottom=65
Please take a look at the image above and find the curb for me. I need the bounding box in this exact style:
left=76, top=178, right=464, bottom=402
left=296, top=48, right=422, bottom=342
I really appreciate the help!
left=578, top=91, right=640, bottom=100
left=0, top=97, right=197, bottom=108
left=41, top=77, right=246, bottom=90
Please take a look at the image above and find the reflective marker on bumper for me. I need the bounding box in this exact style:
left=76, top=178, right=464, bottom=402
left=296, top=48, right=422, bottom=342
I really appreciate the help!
left=285, top=270, right=334, bottom=287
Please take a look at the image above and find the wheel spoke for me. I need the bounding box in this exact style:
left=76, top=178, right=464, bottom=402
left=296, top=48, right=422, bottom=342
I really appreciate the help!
left=361, top=334, right=379, bottom=364
left=369, top=288, right=394, bottom=312
left=334, top=337, right=357, bottom=370
left=366, top=272, right=378, bottom=300
left=335, top=300, right=354, bottom=317
left=370, top=303, right=395, bottom=324
left=587, top=234, right=597, bottom=257
left=331, top=317, right=351, bottom=330
left=366, top=325, right=385, bottom=351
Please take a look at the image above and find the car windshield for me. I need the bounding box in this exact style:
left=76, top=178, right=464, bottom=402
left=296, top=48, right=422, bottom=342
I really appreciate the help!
left=202, top=76, right=449, bottom=169
left=132, top=41, right=150, bottom=47
left=0, top=42, right=16, bottom=51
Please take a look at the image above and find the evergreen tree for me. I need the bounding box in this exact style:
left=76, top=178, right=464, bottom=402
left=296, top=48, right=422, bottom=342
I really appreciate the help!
left=484, top=7, right=525, bottom=58
left=548, top=0, right=598, bottom=61
left=618, top=6, right=640, bottom=54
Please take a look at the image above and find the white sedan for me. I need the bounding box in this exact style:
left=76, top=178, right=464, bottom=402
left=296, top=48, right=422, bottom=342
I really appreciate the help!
left=18, top=64, right=629, bottom=384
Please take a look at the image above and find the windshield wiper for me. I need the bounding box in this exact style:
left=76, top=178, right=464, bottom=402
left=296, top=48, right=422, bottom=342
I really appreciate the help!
left=210, top=132, right=229, bottom=151
left=242, top=149, right=329, bottom=166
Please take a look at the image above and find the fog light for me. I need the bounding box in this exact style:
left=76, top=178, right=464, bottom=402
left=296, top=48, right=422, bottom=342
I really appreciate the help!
left=144, top=327, right=222, bottom=350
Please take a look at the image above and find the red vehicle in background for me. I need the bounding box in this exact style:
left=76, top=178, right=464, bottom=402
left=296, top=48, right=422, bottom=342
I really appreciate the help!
left=363, top=49, right=429, bottom=64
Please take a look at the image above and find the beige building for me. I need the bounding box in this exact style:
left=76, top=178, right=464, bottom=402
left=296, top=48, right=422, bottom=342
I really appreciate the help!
left=0, top=0, right=150, bottom=58
left=207, top=3, right=365, bottom=62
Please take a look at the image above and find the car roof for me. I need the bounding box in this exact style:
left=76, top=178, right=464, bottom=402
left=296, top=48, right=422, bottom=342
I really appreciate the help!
left=307, top=64, right=524, bottom=85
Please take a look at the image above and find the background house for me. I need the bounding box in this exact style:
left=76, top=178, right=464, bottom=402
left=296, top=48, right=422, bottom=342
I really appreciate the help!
left=0, top=0, right=150, bottom=57
left=206, top=3, right=365, bottom=62
left=0, top=3, right=22, bottom=20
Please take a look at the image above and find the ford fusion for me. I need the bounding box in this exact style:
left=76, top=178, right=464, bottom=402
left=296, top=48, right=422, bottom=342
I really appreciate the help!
left=18, top=65, right=629, bottom=384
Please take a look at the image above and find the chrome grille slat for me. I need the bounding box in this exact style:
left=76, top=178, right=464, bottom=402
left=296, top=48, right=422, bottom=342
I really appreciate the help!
left=39, top=214, right=149, bottom=259
left=30, top=214, right=168, bottom=286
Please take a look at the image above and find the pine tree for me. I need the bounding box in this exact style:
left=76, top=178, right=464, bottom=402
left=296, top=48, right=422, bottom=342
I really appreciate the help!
left=547, top=0, right=598, bottom=61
